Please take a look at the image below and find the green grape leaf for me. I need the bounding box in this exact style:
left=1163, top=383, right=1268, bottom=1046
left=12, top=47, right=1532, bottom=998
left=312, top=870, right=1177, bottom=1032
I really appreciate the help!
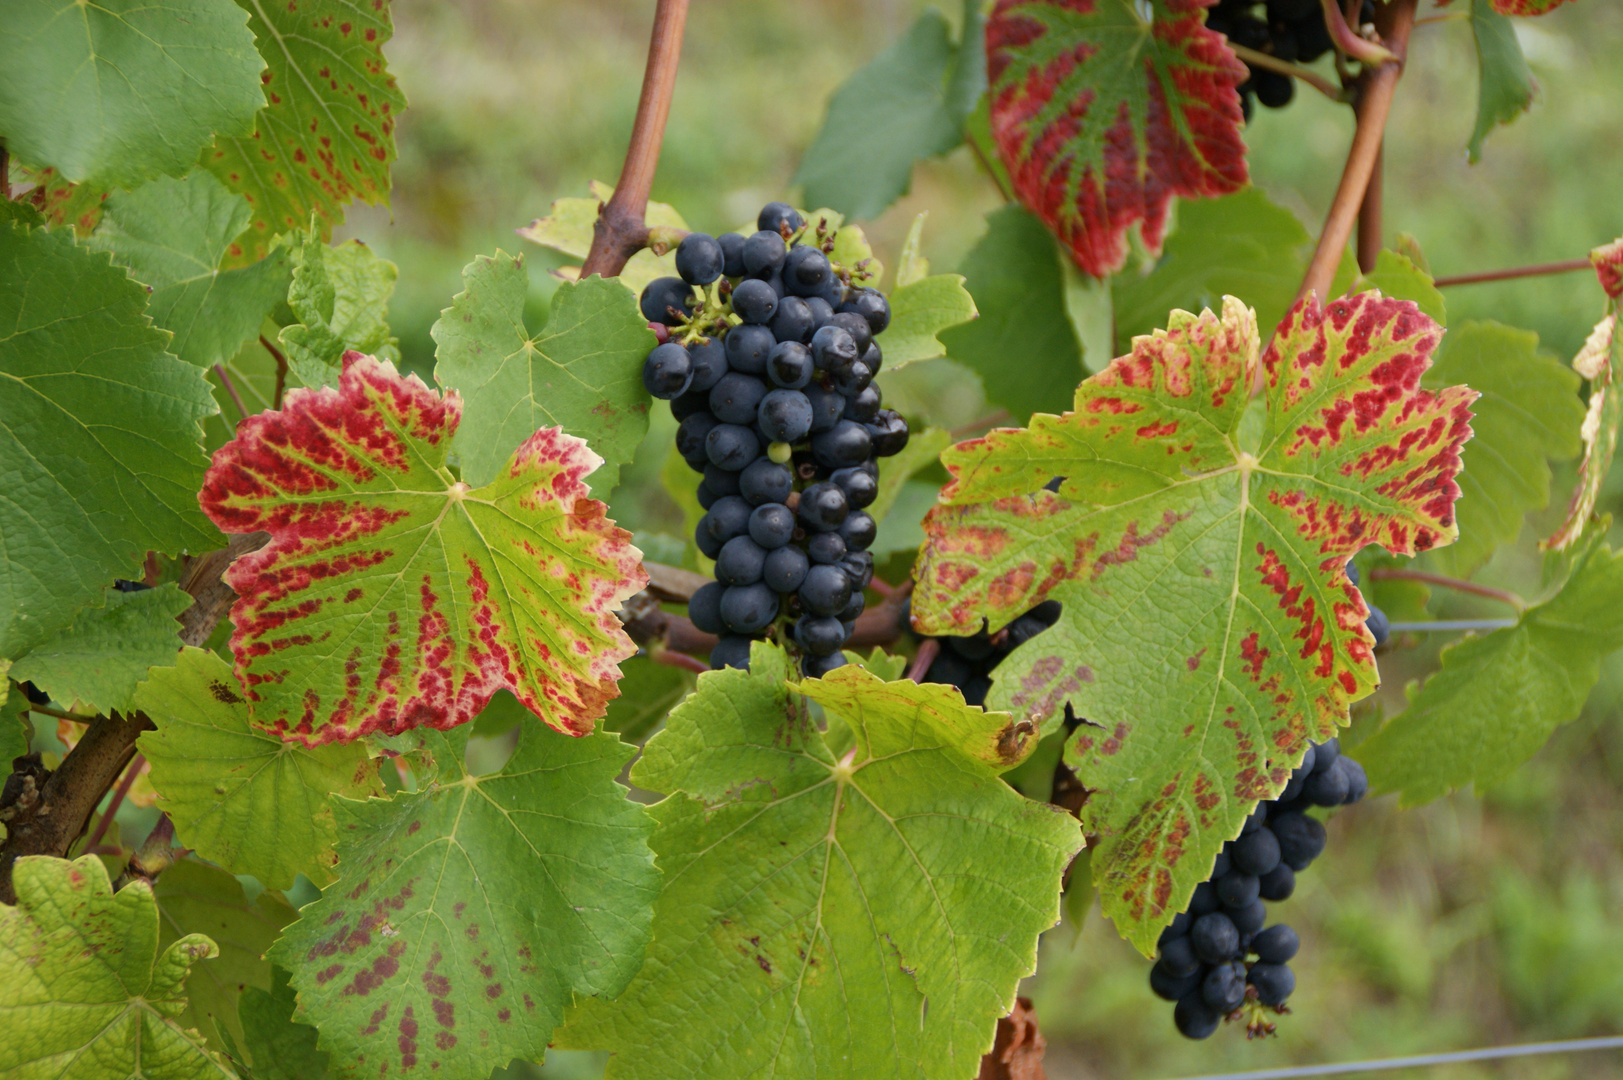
left=1113, top=189, right=1312, bottom=354
left=137, top=648, right=383, bottom=889
left=603, top=655, right=693, bottom=743
left=941, top=205, right=1081, bottom=420
left=1489, top=0, right=1574, bottom=14
left=1467, top=0, right=1536, bottom=162
left=203, top=0, right=406, bottom=263
left=89, top=173, right=293, bottom=370
left=1357, top=535, right=1623, bottom=805
left=270, top=716, right=658, bottom=1080
left=1546, top=239, right=1623, bottom=551
left=561, top=646, right=1079, bottom=1080
left=1333, top=249, right=1447, bottom=326
left=0, top=855, right=235, bottom=1080
left=278, top=236, right=400, bottom=389
left=9, top=584, right=190, bottom=715
left=432, top=254, right=658, bottom=496
left=154, top=860, right=298, bottom=1051
left=882, top=270, right=979, bottom=368
left=199, top=353, right=647, bottom=743
left=794, top=0, right=985, bottom=220
left=0, top=221, right=219, bottom=662
left=1420, top=322, right=1583, bottom=576
left=0, top=197, right=46, bottom=229
left=912, top=294, right=1476, bottom=951
left=985, top=0, right=1249, bottom=277
left=2, top=683, right=30, bottom=764
left=0, top=0, right=263, bottom=189
left=518, top=182, right=689, bottom=296
left=237, top=967, right=330, bottom=1080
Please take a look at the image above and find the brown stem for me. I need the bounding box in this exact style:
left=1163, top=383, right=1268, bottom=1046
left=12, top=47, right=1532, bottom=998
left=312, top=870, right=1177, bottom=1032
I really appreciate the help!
left=262, top=335, right=289, bottom=410
left=1357, top=141, right=1383, bottom=273
left=1298, top=0, right=1417, bottom=304
left=652, top=648, right=710, bottom=675
left=951, top=409, right=1013, bottom=440
left=1319, top=0, right=1396, bottom=64
left=23, top=704, right=95, bottom=724
left=967, top=137, right=1014, bottom=204
left=1432, top=258, right=1594, bottom=288
left=1226, top=43, right=1345, bottom=100
left=907, top=638, right=942, bottom=683
left=213, top=363, right=249, bottom=422
left=1369, top=567, right=1524, bottom=610
left=81, top=753, right=144, bottom=853
left=578, top=0, right=689, bottom=279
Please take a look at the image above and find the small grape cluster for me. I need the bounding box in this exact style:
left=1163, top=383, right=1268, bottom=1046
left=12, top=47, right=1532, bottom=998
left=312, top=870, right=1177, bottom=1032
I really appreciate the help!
left=917, top=601, right=1063, bottom=707
left=1207, top=0, right=1375, bottom=121
left=640, top=202, right=908, bottom=676
left=1151, top=737, right=1369, bottom=1039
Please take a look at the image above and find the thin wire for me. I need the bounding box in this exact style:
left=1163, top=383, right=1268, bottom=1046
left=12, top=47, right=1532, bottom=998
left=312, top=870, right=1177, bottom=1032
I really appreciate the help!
left=1164, top=1034, right=1623, bottom=1080
left=1386, top=618, right=1516, bottom=633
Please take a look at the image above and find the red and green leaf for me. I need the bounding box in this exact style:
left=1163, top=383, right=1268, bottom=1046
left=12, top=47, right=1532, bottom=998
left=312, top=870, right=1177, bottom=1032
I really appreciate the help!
left=912, top=294, right=1475, bottom=950
left=200, top=352, right=647, bottom=746
left=984, top=0, right=1249, bottom=279
left=1489, top=0, right=1575, bottom=14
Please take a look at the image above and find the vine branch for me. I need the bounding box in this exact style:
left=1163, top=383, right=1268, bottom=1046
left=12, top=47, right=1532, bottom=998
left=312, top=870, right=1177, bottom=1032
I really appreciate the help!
left=1433, top=257, right=1594, bottom=288
left=578, top=0, right=690, bottom=279
left=1369, top=567, right=1524, bottom=610
left=1227, top=44, right=1345, bottom=101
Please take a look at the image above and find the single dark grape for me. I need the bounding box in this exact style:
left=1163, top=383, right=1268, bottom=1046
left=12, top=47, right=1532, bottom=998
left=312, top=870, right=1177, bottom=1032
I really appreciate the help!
left=1215, top=871, right=1260, bottom=909
left=840, top=287, right=892, bottom=335
left=1269, top=23, right=1300, bottom=61
left=709, top=372, right=768, bottom=427
left=702, top=464, right=740, bottom=498
left=1158, top=935, right=1201, bottom=978
left=1190, top=913, right=1240, bottom=964
left=799, top=564, right=853, bottom=617
left=704, top=496, right=753, bottom=543
left=802, top=651, right=848, bottom=678
left=716, top=536, right=767, bottom=586
left=770, top=295, right=815, bottom=345
left=812, top=420, right=872, bottom=469
left=1232, top=825, right=1282, bottom=876
left=1341, top=757, right=1369, bottom=804
left=1189, top=880, right=1221, bottom=916
left=839, top=511, right=876, bottom=552
left=694, top=520, right=722, bottom=559
left=866, top=410, right=910, bottom=457
left=705, top=423, right=760, bottom=471
left=642, top=342, right=693, bottom=399
left=1298, top=743, right=1318, bottom=776
left=828, top=311, right=873, bottom=355
left=1257, top=862, right=1296, bottom=901
left=725, top=323, right=775, bottom=375
left=758, top=201, right=803, bottom=236
left=688, top=580, right=725, bottom=636
left=798, top=482, right=849, bottom=532
left=1302, top=762, right=1351, bottom=806
left=1252, top=924, right=1300, bottom=964
left=1248, top=962, right=1296, bottom=1006
left=1203, top=961, right=1247, bottom=1013
left=748, top=503, right=795, bottom=549
left=841, top=551, right=874, bottom=591
left=676, top=232, right=724, bottom=285
left=1173, top=992, right=1221, bottom=1039
left=830, top=466, right=878, bottom=510
left=697, top=481, right=720, bottom=510
left=1255, top=69, right=1294, bottom=108
left=833, top=359, right=873, bottom=397
left=1270, top=811, right=1326, bottom=870
left=717, top=232, right=748, bottom=277
left=676, top=412, right=719, bottom=466
left=806, top=531, right=847, bottom=565
left=670, top=387, right=711, bottom=423
left=686, top=338, right=728, bottom=392
left=758, top=389, right=814, bottom=443
left=783, top=245, right=833, bottom=298
left=948, top=632, right=995, bottom=662
left=796, top=615, right=848, bottom=657
left=840, top=591, right=865, bottom=622
left=113, top=579, right=150, bottom=593
left=843, top=384, right=882, bottom=422
left=763, top=544, right=809, bottom=593
left=1295, top=14, right=1333, bottom=61
left=1242, top=804, right=1268, bottom=835
left=740, top=458, right=794, bottom=505
left=805, top=383, right=846, bottom=433
left=1227, top=899, right=1267, bottom=936
left=742, top=230, right=786, bottom=278
left=766, top=341, right=814, bottom=389
left=1366, top=604, right=1391, bottom=646
left=925, top=649, right=977, bottom=687
left=639, top=276, right=694, bottom=326
left=805, top=296, right=836, bottom=331
left=1150, top=962, right=1203, bottom=1003
left=811, top=325, right=859, bottom=374
left=1004, top=613, right=1052, bottom=648
left=731, top=278, right=778, bottom=325
left=816, top=273, right=846, bottom=308
left=710, top=634, right=754, bottom=671
left=720, top=583, right=779, bottom=634
left=1160, top=911, right=1193, bottom=946
left=1311, top=737, right=1340, bottom=773
left=861, top=342, right=883, bottom=376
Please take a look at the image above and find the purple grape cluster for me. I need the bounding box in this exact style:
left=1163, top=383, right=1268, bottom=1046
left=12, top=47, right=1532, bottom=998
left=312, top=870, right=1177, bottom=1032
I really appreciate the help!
left=917, top=601, right=1062, bottom=707
left=641, top=202, right=908, bottom=676
left=1207, top=0, right=1375, bottom=121
left=1151, top=737, right=1369, bottom=1038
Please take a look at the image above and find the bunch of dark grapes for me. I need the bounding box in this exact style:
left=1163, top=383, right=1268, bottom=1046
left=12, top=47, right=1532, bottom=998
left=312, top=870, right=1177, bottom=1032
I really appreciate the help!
left=916, top=601, right=1063, bottom=707
left=640, top=202, right=907, bottom=677
left=1152, top=737, right=1369, bottom=1038
left=1207, top=0, right=1375, bottom=121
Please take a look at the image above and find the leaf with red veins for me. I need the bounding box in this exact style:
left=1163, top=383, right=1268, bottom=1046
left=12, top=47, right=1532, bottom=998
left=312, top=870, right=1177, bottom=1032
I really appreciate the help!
left=1594, top=237, right=1623, bottom=301
left=912, top=293, right=1476, bottom=952
left=1489, top=0, right=1575, bottom=14
left=201, top=352, right=647, bottom=746
left=985, top=0, right=1249, bottom=279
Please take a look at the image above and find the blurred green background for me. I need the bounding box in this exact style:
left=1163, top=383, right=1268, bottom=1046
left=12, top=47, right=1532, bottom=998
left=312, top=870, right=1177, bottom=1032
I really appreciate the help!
left=336, top=1, right=1623, bottom=1077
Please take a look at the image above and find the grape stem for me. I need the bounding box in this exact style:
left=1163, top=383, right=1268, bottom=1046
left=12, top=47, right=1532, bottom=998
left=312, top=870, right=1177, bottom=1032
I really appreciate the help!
left=1318, top=0, right=1396, bottom=65
left=262, top=334, right=289, bottom=410
left=579, top=0, right=690, bottom=279
left=1225, top=45, right=1345, bottom=101
left=21, top=703, right=96, bottom=723
left=652, top=648, right=710, bottom=676
left=1297, top=0, right=1418, bottom=305
left=1433, top=258, right=1594, bottom=288
left=213, top=363, right=250, bottom=422
left=906, top=638, right=942, bottom=683
left=1368, top=567, right=1525, bottom=611
left=80, top=753, right=145, bottom=854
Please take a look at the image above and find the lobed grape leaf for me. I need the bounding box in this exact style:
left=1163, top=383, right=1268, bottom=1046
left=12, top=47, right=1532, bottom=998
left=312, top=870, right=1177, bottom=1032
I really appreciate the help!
left=0, top=220, right=220, bottom=662
left=984, top=0, right=1249, bottom=278
left=912, top=293, right=1476, bottom=951
left=1545, top=239, right=1623, bottom=550
left=941, top=205, right=1084, bottom=421
left=278, top=236, right=401, bottom=389
left=237, top=967, right=330, bottom=1080
left=89, top=173, right=294, bottom=370
left=1113, top=188, right=1312, bottom=355
left=0, top=0, right=264, bottom=190
left=882, top=269, right=980, bottom=368
left=0, top=855, right=235, bottom=1080
left=560, top=645, right=1079, bottom=1080
left=9, top=584, right=191, bottom=715
left=517, top=182, right=689, bottom=296
left=199, top=353, right=647, bottom=743
left=269, top=717, right=658, bottom=1080
left=137, top=648, right=383, bottom=889
left=432, top=254, right=658, bottom=496
left=1467, top=0, right=1537, bottom=163
left=154, top=859, right=298, bottom=1051
left=1356, top=533, right=1623, bottom=805
left=1489, top=0, right=1575, bottom=14
left=794, top=0, right=986, bottom=220
left=203, top=0, right=406, bottom=263
left=1420, top=322, right=1583, bottom=576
